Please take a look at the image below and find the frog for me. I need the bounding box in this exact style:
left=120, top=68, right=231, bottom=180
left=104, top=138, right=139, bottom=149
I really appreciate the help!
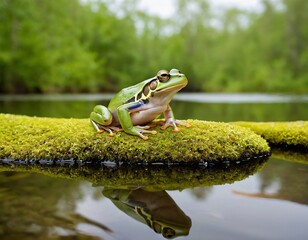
left=90, top=69, right=190, bottom=140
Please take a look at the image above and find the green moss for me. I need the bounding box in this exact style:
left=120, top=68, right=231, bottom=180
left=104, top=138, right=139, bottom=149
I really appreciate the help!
left=234, top=121, right=308, bottom=151
left=0, top=114, right=269, bottom=163
left=0, top=158, right=267, bottom=190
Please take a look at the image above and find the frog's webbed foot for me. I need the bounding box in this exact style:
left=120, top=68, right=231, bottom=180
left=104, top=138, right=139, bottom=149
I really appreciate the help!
left=175, top=119, right=191, bottom=128
left=160, top=119, right=191, bottom=132
left=159, top=105, right=191, bottom=132
left=101, top=126, right=116, bottom=137
left=109, top=126, right=124, bottom=132
left=136, top=125, right=151, bottom=130
left=131, top=126, right=157, bottom=140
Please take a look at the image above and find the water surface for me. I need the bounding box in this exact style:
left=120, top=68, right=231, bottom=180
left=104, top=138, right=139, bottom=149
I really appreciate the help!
left=0, top=93, right=307, bottom=240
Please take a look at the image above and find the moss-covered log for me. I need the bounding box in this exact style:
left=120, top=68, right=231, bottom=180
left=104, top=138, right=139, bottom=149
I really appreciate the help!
left=0, top=114, right=269, bottom=163
left=234, top=121, right=307, bottom=152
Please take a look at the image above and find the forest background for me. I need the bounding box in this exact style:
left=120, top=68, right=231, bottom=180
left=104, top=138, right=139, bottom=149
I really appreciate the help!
left=0, top=0, right=307, bottom=94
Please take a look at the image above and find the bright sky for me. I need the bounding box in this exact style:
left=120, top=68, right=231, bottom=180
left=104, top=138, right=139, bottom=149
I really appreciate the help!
left=138, top=0, right=262, bottom=18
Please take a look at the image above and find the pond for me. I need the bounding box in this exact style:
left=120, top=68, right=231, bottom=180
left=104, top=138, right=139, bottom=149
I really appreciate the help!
left=0, top=93, right=307, bottom=240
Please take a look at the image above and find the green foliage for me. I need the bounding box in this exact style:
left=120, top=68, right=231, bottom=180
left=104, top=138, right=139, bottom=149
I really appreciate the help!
left=0, top=0, right=307, bottom=93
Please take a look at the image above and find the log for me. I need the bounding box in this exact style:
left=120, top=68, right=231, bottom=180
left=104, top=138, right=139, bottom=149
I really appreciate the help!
left=0, top=114, right=270, bottom=164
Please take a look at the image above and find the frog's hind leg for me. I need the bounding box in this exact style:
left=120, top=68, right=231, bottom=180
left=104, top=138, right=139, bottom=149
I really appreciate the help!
left=90, top=105, right=114, bottom=136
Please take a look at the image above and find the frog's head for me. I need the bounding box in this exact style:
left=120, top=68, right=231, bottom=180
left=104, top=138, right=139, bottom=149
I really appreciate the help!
left=139, top=69, right=187, bottom=102
left=155, top=69, right=188, bottom=93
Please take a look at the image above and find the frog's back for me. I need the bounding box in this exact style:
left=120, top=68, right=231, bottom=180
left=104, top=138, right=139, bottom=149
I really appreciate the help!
left=108, top=80, right=148, bottom=111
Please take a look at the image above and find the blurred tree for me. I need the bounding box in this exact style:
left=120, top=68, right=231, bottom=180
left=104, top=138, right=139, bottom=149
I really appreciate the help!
left=0, top=0, right=307, bottom=93
left=0, top=0, right=101, bottom=93
left=283, top=0, right=308, bottom=84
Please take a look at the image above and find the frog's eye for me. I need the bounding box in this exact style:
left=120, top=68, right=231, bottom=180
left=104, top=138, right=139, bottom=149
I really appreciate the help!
left=162, top=227, right=176, bottom=239
left=170, top=69, right=181, bottom=75
left=157, top=70, right=170, bottom=82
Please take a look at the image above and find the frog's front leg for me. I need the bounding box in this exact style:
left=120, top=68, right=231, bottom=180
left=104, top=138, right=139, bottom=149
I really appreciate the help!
left=117, top=101, right=157, bottom=140
left=90, top=105, right=115, bottom=136
left=160, top=105, right=191, bottom=132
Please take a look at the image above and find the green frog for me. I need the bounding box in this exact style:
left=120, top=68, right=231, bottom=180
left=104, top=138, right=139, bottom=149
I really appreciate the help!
left=90, top=69, right=190, bottom=140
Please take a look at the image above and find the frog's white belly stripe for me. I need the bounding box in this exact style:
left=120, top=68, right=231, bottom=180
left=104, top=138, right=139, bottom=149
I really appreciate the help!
left=131, top=105, right=166, bottom=126
left=110, top=103, right=166, bottom=127
left=129, top=92, right=176, bottom=126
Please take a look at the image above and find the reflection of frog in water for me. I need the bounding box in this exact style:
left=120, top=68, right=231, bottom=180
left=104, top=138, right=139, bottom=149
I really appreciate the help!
left=103, top=188, right=192, bottom=239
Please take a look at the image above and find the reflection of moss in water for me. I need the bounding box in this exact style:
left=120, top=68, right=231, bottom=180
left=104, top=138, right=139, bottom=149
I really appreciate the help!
left=0, top=114, right=269, bottom=163
left=271, top=148, right=308, bottom=164
left=234, top=121, right=308, bottom=151
left=0, top=157, right=268, bottom=190
left=0, top=171, right=112, bottom=239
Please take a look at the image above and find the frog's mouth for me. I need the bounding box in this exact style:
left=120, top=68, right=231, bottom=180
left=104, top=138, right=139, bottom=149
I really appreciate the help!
left=152, top=83, right=187, bottom=104
left=156, top=82, right=187, bottom=95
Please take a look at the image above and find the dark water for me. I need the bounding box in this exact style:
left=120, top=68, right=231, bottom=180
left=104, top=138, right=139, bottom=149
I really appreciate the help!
left=0, top=94, right=307, bottom=240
